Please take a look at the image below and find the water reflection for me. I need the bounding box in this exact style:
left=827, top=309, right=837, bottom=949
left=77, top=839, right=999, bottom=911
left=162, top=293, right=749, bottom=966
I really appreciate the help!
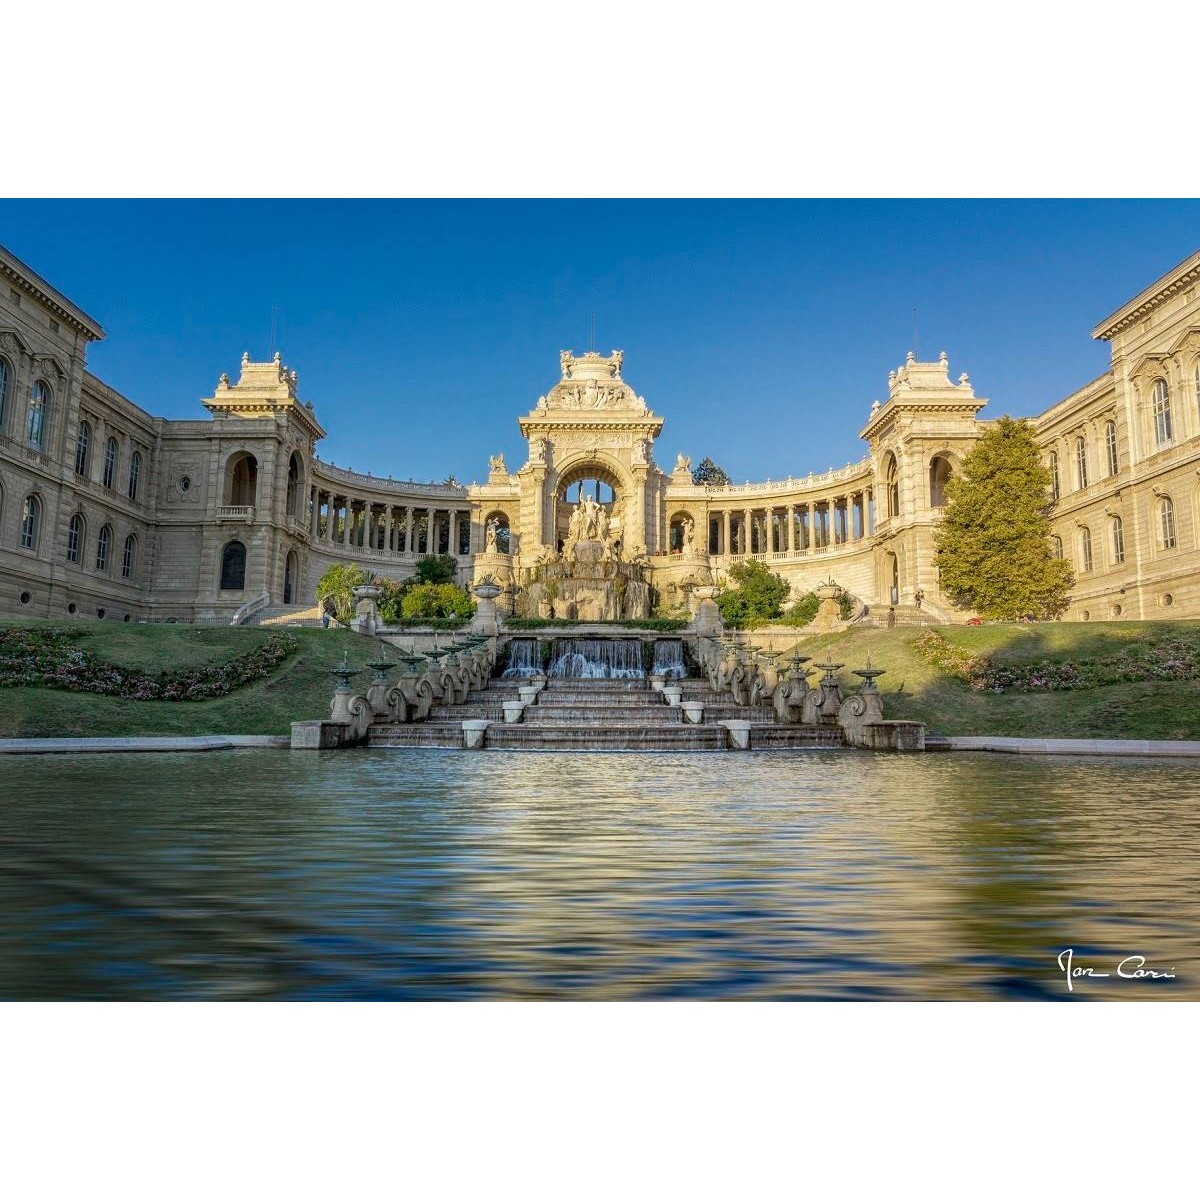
left=0, top=750, right=1196, bottom=1000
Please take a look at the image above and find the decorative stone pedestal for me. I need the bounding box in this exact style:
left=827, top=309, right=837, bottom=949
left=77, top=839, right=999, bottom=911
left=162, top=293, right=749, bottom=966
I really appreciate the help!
left=719, top=720, right=753, bottom=750
left=462, top=719, right=490, bottom=749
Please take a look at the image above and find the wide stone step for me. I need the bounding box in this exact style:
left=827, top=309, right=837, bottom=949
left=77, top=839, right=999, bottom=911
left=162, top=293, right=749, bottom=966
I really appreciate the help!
left=522, top=712, right=685, bottom=727
left=483, top=726, right=728, bottom=751
left=533, top=694, right=668, bottom=708
left=368, top=726, right=465, bottom=748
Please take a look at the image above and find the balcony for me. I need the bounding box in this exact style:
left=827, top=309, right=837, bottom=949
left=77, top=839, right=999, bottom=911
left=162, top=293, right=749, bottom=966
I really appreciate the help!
left=217, top=505, right=255, bottom=522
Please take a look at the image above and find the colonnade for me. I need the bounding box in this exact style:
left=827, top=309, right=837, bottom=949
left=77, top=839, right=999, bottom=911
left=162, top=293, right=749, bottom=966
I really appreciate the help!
left=307, top=487, right=474, bottom=557
left=704, top=490, right=874, bottom=557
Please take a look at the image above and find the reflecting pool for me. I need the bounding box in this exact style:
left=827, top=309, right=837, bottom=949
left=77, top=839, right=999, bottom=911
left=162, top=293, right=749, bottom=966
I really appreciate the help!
left=1, top=749, right=1197, bottom=1000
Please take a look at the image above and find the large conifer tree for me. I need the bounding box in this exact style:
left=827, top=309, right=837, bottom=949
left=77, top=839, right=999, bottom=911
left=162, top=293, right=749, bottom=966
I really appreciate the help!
left=933, top=417, right=1074, bottom=620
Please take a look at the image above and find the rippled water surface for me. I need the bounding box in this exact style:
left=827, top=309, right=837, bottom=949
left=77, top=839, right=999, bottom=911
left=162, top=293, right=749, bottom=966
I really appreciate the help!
left=1, top=749, right=1197, bottom=1000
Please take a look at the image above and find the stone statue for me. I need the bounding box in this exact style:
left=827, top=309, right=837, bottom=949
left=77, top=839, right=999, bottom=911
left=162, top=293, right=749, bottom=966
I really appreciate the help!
left=560, top=350, right=574, bottom=379
left=485, top=520, right=499, bottom=554
left=674, top=453, right=692, bottom=474
left=489, top=453, right=507, bottom=474
left=632, top=439, right=648, bottom=466
left=682, top=516, right=696, bottom=557
left=529, top=438, right=546, bottom=465
left=610, top=350, right=623, bottom=378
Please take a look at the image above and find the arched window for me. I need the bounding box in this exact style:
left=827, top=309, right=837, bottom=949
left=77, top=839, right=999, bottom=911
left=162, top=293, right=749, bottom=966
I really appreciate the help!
left=286, top=453, right=301, bottom=517
left=884, top=455, right=899, bottom=518
left=1105, top=421, right=1118, bottom=477
left=103, top=437, right=119, bottom=490
left=1079, top=526, right=1093, bottom=573
left=96, top=524, right=113, bottom=572
left=75, top=420, right=92, bottom=476
left=1111, top=516, right=1125, bottom=565
left=127, top=451, right=142, bottom=501
left=1074, top=436, right=1088, bottom=490
left=27, top=380, right=50, bottom=450
left=67, top=513, right=85, bottom=564
left=1159, top=496, right=1177, bottom=550
left=1152, top=379, right=1172, bottom=447
left=122, top=534, right=138, bottom=580
left=220, top=540, right=247, bottom=590
left=20, top=494, right=41, bottom=550
left=0, top=357, right=12, bottom=428
left=1050, top=535, right=1063, bottom=560
left=929, top=455, right=953, bottom=508
left=1048, top=451, right=1060, bottom=502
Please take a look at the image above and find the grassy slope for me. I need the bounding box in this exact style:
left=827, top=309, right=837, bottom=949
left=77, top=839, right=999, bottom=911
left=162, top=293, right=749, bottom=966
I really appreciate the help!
left=774, top=621, right=1200, bottom=739
left=0, top=621, right=366, bottom=737
left=2, top=619, right=1199, bottom=739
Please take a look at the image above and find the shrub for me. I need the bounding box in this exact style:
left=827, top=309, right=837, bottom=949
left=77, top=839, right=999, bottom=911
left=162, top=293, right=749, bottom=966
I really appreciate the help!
left=0, top=627, right=298, bottom=701
left=716, top=559, right=790, bottom=628
left=315, top=563, right=370, bottom=622
left=779, top=593, right=820, bottom=627
left=414, top=555, right=459, bottom=585
left=400, top=582, right=474, bottom=621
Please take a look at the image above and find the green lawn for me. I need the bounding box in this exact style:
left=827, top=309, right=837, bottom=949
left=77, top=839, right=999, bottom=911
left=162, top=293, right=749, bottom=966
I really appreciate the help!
left=0, top=621, right=366, bottom=737
left=768, top=621, right=1200, bottom=739
left=3, top=618, right=1200, bottom=740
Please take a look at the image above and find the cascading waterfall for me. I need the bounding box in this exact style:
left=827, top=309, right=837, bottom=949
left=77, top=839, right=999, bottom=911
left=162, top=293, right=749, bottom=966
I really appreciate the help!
left=652, top=639, right=686, bottom=679
left=548, top=638, right=645, bottom=679
left=500, top=638, right=542, bottom=679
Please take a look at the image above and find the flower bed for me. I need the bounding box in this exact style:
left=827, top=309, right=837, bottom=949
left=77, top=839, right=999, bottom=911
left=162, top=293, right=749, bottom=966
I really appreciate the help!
left=913, top=629, right=1200, bottom=693
left=0, top=627, right=299, bottom=701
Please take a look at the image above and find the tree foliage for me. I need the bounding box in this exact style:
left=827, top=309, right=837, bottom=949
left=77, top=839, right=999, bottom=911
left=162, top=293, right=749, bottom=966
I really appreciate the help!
left=414, top=554, right=459, bottom=585
left=934, top=417, right=1074, bottom=620
left=716, top=559, right=791, bottom=628
left=315, top=563, right=370, bottom=622
left=400, top=582, right=474, bottom=621
left=692, top=456, right=732, bottom=487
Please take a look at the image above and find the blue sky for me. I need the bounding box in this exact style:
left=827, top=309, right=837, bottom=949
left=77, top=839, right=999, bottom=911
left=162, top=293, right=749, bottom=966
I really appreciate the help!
left=3, top=200, right=1197, bottom=483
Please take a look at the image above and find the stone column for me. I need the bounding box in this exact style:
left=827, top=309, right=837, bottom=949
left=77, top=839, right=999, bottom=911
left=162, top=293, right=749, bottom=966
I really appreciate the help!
left=403, top=507, right=413, bottom=553
left=722, top=510, right=731, bottom=555
left=450, top=511, right=459, bottom=557
left=426, top=508, right=436, bottom=555
left=340, top=499, right=350, bottom=546
left=383, top=506, right=392, bottom=553
left=787, top=504, right=795, bottom=553
left=742, top=508, right=751, bottom=555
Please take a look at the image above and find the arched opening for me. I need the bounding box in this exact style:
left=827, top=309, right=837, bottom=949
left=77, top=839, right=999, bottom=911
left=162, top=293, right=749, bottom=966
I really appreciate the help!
left=929, top=455, right=953, bottom=508
left=483, top=510, right=511, bottom=555
left=286, top=452, right=302, bottom=517
left=284, top=549, right=298, bottom=604
left=122, top=534, right=138, bottom=580
left=220, top=540, right=247, bottom=590
left=224, top=452, right=259, bottom=507
left=882, top=453, right=899, bottom=519
left=884, top=550, right=899, bottom=605
left=103, top=437, right=119, bottom=490
left=552, top=462, right=626, bottom=552
left=668, top=510, right=696, bottom=554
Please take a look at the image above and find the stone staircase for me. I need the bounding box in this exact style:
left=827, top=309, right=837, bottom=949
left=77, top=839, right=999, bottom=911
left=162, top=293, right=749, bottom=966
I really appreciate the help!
left=245, top=602, right=327, bottom=627
left=367, top=676, right=846, bottom=752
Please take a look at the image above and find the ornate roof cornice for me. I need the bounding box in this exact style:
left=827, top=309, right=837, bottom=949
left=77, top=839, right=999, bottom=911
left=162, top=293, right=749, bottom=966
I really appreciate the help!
left=0, top=245, right=105, bottom=340
left=1091, top=249, right=1200, bottom=341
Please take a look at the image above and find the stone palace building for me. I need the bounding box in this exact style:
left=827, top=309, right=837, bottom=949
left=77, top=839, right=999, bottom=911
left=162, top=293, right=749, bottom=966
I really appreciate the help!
left=2, top=240, right=1199, bottom=624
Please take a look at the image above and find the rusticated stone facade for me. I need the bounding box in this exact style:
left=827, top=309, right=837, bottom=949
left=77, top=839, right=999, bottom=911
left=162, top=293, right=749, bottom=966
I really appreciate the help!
left=2, top=241, right=1199, bottom=625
